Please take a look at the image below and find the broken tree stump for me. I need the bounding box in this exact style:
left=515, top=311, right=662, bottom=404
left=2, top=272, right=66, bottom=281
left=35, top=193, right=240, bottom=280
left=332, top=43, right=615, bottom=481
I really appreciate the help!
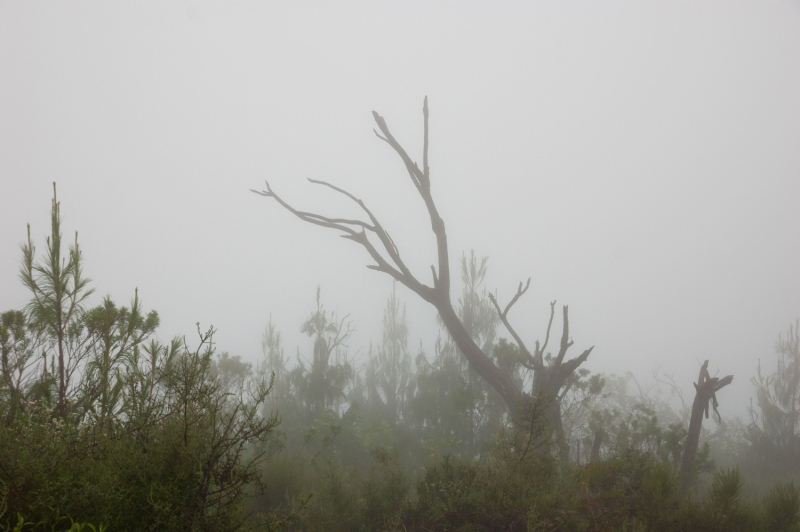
left=680, top=360, right=733, bottom=492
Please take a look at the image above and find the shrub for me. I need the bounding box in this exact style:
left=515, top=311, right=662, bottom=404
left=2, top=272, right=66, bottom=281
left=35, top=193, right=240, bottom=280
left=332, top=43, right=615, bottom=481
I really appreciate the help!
left=763, top=482, right=800, bottom=532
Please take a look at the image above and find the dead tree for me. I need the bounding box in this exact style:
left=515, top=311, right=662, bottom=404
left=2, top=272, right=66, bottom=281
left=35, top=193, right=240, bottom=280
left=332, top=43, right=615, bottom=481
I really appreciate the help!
left=679, top=360, right=733, bottom=491
left=489, top=286, right=594, bottom=463
left=251, top=99, right=593, bottom=443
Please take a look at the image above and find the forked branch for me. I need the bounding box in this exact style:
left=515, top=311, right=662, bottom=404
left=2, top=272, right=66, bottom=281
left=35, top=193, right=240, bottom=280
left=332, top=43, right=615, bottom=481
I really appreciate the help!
left=489, top=280, right=535, bottom=366
left=554, top=305, right=575, bottom=366
left=251, top=98, right=444, bottom=303
left=372, top=98, right=449, bottom=293
left=307, top=178, right=413, bottom=282
left=490, top=284, right=595, bottom=394
left=535, top=301, right=557, bottom=364
left=250, top=178, right=432, bottom=301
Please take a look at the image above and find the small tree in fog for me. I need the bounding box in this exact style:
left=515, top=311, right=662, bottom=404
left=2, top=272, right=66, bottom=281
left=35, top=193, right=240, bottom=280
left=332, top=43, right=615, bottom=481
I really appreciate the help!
left=297, top=287, right=355, bottom=417
left=366, top=282, right=412, bottom=425
left=0, top=310, right=41, bottom=420
left=261, top=317, right=286, bottom=382
left=19, top=183, right=94, bottom=417
left=749, top=320, right=800, bottom=473
left=82, top=292, right=159, bottom=432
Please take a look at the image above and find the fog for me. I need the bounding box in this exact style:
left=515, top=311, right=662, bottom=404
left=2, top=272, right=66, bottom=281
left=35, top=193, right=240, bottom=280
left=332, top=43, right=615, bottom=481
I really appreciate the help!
left=2, top=1, right=799, bottom=420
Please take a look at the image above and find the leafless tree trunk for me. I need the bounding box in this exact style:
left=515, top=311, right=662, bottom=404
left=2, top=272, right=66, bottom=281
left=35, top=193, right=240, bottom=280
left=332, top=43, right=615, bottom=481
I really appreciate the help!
left=252, top=99, right=593, bottom=440
left=680, top=360, right=733, bottom=492
left=489, top=290, right=593, bottom=462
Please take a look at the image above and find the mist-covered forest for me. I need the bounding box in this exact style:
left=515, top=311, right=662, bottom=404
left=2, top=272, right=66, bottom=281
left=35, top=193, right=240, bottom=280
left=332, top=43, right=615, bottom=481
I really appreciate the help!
left=2, top=106, right=800, bottom=530
left=2, top=2, right=800, bottom=532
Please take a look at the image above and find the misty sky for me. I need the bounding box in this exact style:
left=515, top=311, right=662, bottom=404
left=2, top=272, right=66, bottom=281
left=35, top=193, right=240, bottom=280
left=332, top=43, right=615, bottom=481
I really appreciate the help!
left=1, top=1, right=799, bottom=418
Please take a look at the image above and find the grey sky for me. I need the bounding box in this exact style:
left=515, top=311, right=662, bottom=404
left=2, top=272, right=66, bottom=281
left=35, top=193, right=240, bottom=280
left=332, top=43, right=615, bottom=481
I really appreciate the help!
left=1, top=1, right=799, bottom=417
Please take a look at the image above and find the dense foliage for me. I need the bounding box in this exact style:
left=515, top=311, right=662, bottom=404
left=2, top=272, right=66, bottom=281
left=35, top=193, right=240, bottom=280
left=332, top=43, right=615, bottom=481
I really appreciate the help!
left=1, top=189, right=798, bottom=531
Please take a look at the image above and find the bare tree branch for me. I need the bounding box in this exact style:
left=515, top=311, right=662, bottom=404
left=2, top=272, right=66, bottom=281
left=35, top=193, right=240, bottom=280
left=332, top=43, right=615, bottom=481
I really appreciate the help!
left=251, top=180, right=434, bottom=302
left=554, top=305, right=575, bottom=367
left=488, top=279, right=535, bottom=365
left=534, top=301, right=557, bottom=365
left=307, top=179, right=416, bottom=283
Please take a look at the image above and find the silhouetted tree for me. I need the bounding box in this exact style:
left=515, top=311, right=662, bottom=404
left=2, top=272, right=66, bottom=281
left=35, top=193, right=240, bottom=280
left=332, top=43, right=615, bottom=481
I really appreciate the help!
left=19, top=183, right=94, bottom=417
left=680, top=360, right=733, bottom=491
left=82, top=292, right=159, bottom=432
left=747, top=320, right=800, bottom=483
left=0, top=310, right=41, bottom=420
left=366, top=282, right=412, bottom=425
left=299, top=287, right=354, bottom=416
left=489, top=284, right=594, bottom=463
left=252, top=100, right=595, bottom=447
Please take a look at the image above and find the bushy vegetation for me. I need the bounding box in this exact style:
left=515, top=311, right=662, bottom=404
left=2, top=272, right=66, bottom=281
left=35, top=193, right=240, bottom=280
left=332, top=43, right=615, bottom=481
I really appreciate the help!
left=2, top=188, right=798, bottom=531
left=1, top=189, right=278, bottom=531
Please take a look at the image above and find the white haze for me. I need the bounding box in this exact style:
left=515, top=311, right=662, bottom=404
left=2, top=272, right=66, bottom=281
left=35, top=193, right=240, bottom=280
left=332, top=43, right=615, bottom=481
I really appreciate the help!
left=1, top=1, right=799, bottom=418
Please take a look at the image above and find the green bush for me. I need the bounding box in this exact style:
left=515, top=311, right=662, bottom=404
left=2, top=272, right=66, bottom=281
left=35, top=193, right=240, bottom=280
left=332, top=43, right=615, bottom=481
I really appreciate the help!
left=763, top=482, right=800, bottom=532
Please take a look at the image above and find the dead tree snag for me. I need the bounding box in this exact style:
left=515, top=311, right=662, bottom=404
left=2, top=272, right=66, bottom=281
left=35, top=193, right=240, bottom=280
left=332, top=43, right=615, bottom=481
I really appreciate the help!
left=680, top=360, right=733, bottom=491
left=489, top=286, right=594, bottom=463
left=252, top=99, right=593, bottom=444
